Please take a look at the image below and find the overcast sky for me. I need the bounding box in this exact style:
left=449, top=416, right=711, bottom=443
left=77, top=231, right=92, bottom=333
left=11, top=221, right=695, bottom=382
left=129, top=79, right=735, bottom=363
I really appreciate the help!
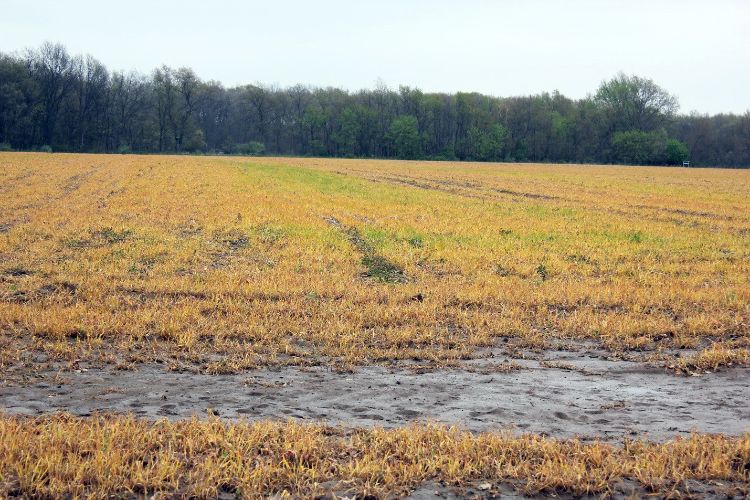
left=2, top=0, right=748, bottom=114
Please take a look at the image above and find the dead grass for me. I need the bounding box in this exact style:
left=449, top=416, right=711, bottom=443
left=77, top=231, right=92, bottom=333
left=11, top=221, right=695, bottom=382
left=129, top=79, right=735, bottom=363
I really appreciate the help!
left=672, top=343, right=750, bottom=374
left=0, top=414, right=747, bottom=498
left=0, top=153, right=749, bottom=371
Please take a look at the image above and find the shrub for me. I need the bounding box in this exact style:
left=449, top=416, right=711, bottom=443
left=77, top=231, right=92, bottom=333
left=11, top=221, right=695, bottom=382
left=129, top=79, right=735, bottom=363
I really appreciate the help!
left=183, top=130, right=206, bottom=153
left=233, top=141, right=265, bottom=156
left=39, top=145, right=53, bottom=153
left=665, top=139, right=689, bottom=165
left=610, top=129, right=667, bottom=165
left=0, top=142, right=12, bottom=152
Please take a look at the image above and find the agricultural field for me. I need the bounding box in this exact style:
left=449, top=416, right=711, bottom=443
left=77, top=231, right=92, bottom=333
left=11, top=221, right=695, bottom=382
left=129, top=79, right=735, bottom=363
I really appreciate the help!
left=1, top=152, right=750, bottom=497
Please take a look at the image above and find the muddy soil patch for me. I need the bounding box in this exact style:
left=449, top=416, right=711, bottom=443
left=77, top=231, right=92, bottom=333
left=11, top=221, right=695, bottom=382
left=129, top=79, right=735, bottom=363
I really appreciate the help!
left=3, top=355, right=748, bottom=442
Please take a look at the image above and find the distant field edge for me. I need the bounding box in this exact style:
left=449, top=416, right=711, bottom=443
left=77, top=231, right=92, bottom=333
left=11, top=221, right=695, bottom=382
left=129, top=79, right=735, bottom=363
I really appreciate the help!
left=1, top=150, right=748, bottom=170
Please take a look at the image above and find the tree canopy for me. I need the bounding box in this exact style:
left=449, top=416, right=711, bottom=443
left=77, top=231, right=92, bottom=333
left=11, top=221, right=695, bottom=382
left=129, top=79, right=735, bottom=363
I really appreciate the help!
left=0, top=43, right=748, bottom=167
left=595, top=73, right=679, bottom=133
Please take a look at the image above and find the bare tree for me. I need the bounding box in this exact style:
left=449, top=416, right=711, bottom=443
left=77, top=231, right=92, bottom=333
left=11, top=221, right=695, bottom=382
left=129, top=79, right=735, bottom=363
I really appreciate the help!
left=28, top=42, right=73, bottom=145
left=109, top=71, right=150, bottom=150
left=153, top=66, right=175, bottom=151
left=171, top=68, right=201, bottom=150
left=71, top=54, right=108, bottom=150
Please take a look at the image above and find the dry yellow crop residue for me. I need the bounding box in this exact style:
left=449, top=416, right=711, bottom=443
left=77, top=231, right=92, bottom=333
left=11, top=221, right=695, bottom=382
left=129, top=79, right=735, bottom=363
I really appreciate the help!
left=1, top=153, right=749, bottom=371
left=0, top=414, right=748, bottom=498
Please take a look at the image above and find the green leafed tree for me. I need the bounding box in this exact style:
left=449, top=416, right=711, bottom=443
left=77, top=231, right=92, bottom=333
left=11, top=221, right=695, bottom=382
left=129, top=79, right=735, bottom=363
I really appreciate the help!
left=334, top=107, right=360, bottom=157
left=610, top=129, right=668, bottom=164
left=665, top=139, right=689, bottom=165
left=302, top=106, right=327, bottom=155
left=595, top=73, right=678, bottom=133
left=388, top=115, right=422, bottom=159
left=467, top=124, right=509, bottom=161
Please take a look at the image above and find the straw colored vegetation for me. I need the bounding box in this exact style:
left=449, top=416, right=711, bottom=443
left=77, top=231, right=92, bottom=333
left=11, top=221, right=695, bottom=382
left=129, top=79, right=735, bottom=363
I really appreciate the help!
left=1, top=153, right=749, bottom=371
left=0, top=414, right=748, bottom=498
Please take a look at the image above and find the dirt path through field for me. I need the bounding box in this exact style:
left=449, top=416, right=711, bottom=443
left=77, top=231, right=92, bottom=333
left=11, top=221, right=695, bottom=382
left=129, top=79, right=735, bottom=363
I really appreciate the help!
left=3, top=354, right=748, bottom=441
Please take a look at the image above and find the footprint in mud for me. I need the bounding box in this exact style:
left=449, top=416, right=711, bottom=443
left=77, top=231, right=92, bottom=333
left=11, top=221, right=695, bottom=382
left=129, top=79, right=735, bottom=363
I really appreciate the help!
left=469, top=408, right=504, bottom=419
left=397, top=408, right=421, bottom=418
left=357, top=413, right=385, bottom=421
left=159, top=404, right=177, bottom=416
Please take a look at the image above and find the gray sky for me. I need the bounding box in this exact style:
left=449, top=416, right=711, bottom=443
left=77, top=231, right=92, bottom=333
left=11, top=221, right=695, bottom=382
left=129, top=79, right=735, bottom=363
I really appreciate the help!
left=2, top=0, right=748, bottom=114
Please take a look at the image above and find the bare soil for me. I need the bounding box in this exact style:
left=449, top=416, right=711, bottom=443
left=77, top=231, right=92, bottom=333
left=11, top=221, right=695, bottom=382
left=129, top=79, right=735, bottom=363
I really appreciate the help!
left=3, top=353, right=748, bottom=442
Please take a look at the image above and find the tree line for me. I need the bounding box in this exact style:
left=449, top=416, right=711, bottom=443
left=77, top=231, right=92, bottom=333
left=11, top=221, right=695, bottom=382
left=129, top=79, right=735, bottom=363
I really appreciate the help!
left=1, top=42, right=749, bottom=167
